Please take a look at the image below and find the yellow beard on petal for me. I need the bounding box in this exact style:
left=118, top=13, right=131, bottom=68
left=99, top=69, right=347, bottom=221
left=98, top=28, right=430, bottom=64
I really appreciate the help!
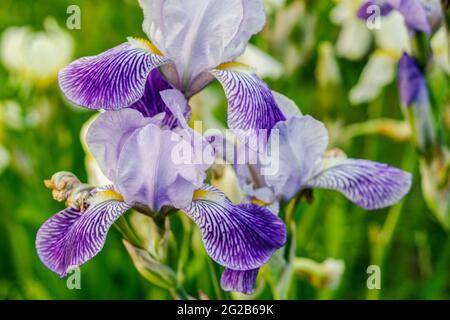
left=90, top=189, right=124, bottom=205
left=127, top=37, right=163, bottom=56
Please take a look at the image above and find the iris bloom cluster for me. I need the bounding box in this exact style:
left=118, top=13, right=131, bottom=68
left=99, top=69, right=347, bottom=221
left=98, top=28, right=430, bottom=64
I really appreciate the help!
left=36, top=0, right=412, bottom=295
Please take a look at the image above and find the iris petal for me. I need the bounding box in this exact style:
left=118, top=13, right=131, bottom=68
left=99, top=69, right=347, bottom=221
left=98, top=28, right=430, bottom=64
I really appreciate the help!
left=221, top=268, right=259, bottom=295
left=36, top=192, right=130, bottom=277
left=184, top=185, right=286, bottom=270
left=59, top=42, right=169, bottom=110
left=306, top=158, right=412, bottom=210
left=210, top=66, right=285, bottom=143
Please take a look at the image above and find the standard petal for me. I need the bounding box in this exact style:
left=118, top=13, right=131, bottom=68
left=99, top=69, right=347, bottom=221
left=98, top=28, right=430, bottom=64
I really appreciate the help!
left=305, top=158, right=412, bottom=210
left=36, top=193, right=130, bottom=277
left=264, top=116, right=329, bottom=201
left=272, top=91, right=302, bottom=120
left=159, top=89, right=191, bottom=129
left=221, top=268, right=259, bottom=295
left=116, top=124, right=208, bottom=211
left=139, top=0, right=265, bottom=88
left=59, top=41, right=169, bottom=109
left=86, top=109, right=153, bottom=182
left=210, top=65, right=285, bottom=143
left=184, top=185, right=286, bottom=270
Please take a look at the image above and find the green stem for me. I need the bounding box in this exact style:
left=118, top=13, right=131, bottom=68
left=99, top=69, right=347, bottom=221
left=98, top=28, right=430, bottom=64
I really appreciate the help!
left=115, top=216, right=144, bottom=250
left=367, top=148, right=417, bottom=300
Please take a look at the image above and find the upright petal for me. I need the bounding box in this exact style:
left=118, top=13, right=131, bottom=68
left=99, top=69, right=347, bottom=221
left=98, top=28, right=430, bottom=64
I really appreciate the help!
left=86, top=109, right=153, bottom=182
left=184, top=185, right=286, bottom=270
left=36, top=190, right=130, bottom=277
left=264, top=116, right=329, bottom=201
left=305, top=158, right=412, bottom=210
left=139, top=0, right=265, bottom=89
left=210, top=64, right=285, bottom=143
left=116, top=124, right=209, bottom=211
left=159, top=89, right=191, bottom=129
left=221, top=268, right=259, bottom=295
left=59, top=41, right=169, bottom=110
left=272, top=91, right=302, bottom=120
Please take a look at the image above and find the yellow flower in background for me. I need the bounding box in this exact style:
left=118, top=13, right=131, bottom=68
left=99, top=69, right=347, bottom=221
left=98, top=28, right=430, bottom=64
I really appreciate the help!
left=0, top=17, right=74, bottom=87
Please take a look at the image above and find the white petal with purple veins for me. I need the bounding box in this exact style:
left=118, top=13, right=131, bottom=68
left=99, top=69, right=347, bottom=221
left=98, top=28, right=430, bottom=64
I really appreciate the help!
left=184, top=185, right=286, bottom=270
left=59, top=42, right=169, bottom=109
left=36, top=193, right=130, bottom=277
left=210, top=66, right=286, bottom=143
left=306, top=158, right=412, bottom=210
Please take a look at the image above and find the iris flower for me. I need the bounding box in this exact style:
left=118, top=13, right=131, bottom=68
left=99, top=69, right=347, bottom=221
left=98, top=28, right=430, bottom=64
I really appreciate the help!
left=229, top=93, right=413, bottom=208
left=357, top=0, right=443, bottom=34
left=36, top=88, right=286, bottom=295
left=58, top=0, right=285, bottom=143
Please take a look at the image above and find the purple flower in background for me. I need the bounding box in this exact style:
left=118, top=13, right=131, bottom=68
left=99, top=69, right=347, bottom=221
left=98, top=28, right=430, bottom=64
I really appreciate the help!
left=398, top=53, right=427, bottom=107
left=36, top=89, right=286, bottom=294
left=398, top=52, right=436, bottom=150
left=232, top=93, right=412, bottom=209
left=358, top=0, right=443, bottom=34
left=58, top=0, right=285, bottom=142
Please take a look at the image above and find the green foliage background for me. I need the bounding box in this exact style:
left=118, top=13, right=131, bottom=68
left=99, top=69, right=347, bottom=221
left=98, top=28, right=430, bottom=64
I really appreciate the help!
left=0, top=0, right=448, bottom=300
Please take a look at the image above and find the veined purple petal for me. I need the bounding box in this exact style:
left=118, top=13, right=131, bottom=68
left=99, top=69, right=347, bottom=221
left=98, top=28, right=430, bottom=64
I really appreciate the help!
left=221, top=268, right=259, bottom=295
left=184, top=185, right=286, bottom=270
left=210, top=66, right=285, bottom=143
left=357, top=1, right=394, bottom=20
left=59, top=42, right=169, bottom=110
left=398, top=53, right=425, bottom=106
left=305, top=159, right=412, bottom=210
left=36, top=193, right=130, bottom=277
left=130, top=69, right=173, bottom=117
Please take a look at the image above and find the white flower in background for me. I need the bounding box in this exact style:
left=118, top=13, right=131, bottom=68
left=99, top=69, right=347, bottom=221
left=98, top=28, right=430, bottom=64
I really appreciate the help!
left=322, top=258, right=345, bottom=289
left=349, top=12, right=410, bottom=104
left=0, top=100, right=23, bottom=130
left=331, top=0, right=372, bottom=60
left=264, top=0, right=286, bottom=14
left=0, top=17, right=74, bottom=86
left=316, top=42, right=342, bottom=87
left=431, top=27, right=450, bottom=75
left=238, top=44, right=284, bottom=79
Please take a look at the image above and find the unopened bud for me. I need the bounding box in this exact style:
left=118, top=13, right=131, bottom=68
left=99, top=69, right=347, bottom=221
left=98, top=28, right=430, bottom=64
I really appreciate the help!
left=44, top=171, right=81, bottom=202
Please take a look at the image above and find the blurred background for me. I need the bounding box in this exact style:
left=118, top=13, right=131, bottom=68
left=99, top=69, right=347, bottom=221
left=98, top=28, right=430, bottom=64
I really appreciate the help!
left=0, top=0, right=449, bottom=300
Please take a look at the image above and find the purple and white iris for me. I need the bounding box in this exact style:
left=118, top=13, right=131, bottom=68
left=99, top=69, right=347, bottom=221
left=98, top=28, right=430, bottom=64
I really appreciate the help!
left=231, top=93, right=413, bottom=209
left=58, top=0, right=285, bottom=142
left=36, top=0, right=414, bottom=296
left=36, top=88, right=287, bottom=294
left=357, top=0, right=443, bottom=34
